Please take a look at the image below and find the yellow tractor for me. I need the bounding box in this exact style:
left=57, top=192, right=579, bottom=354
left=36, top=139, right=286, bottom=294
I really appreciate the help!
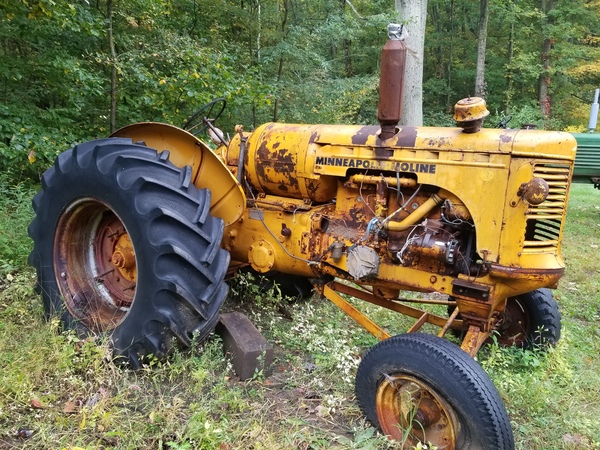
left=29, top=24, right=575, bottom=450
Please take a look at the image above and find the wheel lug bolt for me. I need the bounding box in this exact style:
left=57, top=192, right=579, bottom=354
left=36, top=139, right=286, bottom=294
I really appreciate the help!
left=112, top=252, right=125, bottom=267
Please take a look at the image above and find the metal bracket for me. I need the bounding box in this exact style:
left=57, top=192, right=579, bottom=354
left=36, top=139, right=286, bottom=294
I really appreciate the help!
left=451, top=279, right=491, bottom=301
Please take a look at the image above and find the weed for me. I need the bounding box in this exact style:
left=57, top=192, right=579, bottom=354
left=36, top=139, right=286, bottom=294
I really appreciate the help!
left=0, top=174, right=35, bottom=275
left=1, top=178, right=599, bottom=449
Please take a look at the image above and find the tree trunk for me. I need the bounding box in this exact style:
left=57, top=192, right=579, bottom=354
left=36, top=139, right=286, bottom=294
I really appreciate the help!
left=539, top=0, right=556, bottom=118
left=446, top=0, right=455, bottom=111
left=474, top=0, right=489, bottom=97
left=395, top=0, right=428, bottom=126
left=107, top=0, right=117, bottom=133
left=272, top=0, right=289, bottom=122
left=504, top=18, right=515, bottom=112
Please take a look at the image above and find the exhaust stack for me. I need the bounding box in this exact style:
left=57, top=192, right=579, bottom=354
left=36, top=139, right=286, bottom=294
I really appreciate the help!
left=589, top=88, right=599, bottom=133
left=378, top=24, right=407, bottom=141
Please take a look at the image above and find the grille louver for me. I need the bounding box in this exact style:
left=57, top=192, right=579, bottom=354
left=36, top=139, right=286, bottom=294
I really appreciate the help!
left=523, top=163, right=571, bottom=250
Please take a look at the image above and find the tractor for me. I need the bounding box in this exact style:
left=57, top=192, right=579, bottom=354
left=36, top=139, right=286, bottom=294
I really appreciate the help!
left=29, top=24, right=576, bottom=450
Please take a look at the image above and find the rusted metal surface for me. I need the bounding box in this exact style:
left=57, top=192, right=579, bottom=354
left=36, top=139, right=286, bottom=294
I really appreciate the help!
left=488, top=263, right=564, bottom=283
left=243, top=123, right=337, bottom=203
left=438, top=306, right=460, bottom=338
left=349, top=174, right=417, bottom=189
left=493, top=297, right=531, bottom=347
left=453, top=97, right=490, bottom=122
left=453, top=97, right=489, bottom=134
left=518, top=177, right=550, bottom=205
left=384, top=193, right=443, bottom=232
left=329, top=282, right=463, bottom=330
left=406, top=312, right=430, bottom=333
left=375, top=375, right=457, bottom=448
left=378, top=24, right=407, bottom=140
left=111, top=234, right=136, bottom=282
left=460, top=324, right=491, bottom=357
left=54, top=198, right=135, bottom=331
left=451, top=279, right=491, bottom=302
left=323, top=283, right=390, bottom=340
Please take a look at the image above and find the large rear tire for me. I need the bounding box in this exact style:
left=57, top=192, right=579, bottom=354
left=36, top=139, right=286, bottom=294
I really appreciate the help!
left=355, top=333, right=514, bottom=450
left=28, top=138, right=230, bottom=367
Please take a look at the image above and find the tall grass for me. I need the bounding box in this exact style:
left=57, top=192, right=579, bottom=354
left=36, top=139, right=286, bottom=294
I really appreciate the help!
left=0, top=178, right=598, bottom=449
left=0, top=175, right=35, bottom=275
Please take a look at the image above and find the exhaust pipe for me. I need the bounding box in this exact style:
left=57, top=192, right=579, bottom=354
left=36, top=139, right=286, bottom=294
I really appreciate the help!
left=378, top=24, right=407, bottom=141
left=589, top=88, right=599, bottom=133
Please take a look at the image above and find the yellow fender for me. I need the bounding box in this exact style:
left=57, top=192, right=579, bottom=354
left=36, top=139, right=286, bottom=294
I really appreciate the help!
left=111, top=122, right=245, bottom=226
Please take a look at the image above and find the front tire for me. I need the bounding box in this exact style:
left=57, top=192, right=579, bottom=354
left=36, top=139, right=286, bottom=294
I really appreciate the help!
left=494, top=288, right=561, bottom=349
left=28, top=138, right=230, bottom=367
left=355, top=333, right=514, bottom=450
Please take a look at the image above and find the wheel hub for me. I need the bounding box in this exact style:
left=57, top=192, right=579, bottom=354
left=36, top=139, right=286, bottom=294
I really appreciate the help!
left=111, top=234, right=137, bottom=281
left=495, top=298, right=529, bottom=346
left=54, top=198, right=137, bottom=331
left=376, top=375, right=456, bottom=449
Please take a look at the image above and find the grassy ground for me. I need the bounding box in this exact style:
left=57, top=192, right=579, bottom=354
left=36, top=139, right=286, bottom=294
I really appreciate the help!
left=0, top=180, right=598, bottom=450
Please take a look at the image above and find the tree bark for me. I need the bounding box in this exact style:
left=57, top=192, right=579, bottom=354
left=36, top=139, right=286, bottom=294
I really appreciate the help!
left=341, top=0, right=354, bottom=77
left=504, top=18, right=515, bottom=112
left=107, top=0, right=117, bottom=133
left=395, top=0, right=428, bottom=126
left=446, top=0, right=455, bottom=110
left=539, top=0, right=556, bottom=118
left=272, top=0, right=289, bottom=122
left=474, top=0, right=489, bottom=97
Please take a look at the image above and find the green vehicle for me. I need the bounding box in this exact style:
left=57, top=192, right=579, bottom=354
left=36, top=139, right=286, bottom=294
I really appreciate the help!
left=572, top=132, right=600, bottom=189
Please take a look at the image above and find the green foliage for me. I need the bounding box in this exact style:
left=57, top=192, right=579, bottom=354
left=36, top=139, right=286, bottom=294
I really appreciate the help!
left=424, top=0, right=599, bottom=127
left=3, top=0, right=599, bottom=187
left=0, top=175, right=35, bottom=274
left=227, top=270, right=286, bottom=309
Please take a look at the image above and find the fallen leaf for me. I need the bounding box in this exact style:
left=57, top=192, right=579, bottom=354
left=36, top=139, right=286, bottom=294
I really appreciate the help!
left=63, top=400, right=79, bottom=414
left=30, top=398, right=45, bottom=409
left=563, top=433, right=588, bottom=447
left=315, top=405, right=330, bottom=417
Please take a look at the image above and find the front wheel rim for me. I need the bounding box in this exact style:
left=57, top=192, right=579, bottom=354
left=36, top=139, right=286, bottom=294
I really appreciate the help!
left=54, top=197, right=137, bottom=331
left=495, top=298, right=530, bottom=346
left=376, top=374, right=457, bottom=449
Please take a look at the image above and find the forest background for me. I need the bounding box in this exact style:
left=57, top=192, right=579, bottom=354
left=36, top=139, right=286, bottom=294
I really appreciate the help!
left=1, top=0, right=600, bottom=186
left=1, top=2, right=600, bottom=448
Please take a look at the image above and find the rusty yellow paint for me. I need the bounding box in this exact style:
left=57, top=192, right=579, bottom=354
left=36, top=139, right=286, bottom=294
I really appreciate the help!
left=376, top=374, right=458, bottom=447
left=323, top=283, right=391, bottom=340
left=243, top=123, right=338, bottom=203
left=220, top=120, right=574, bottom=356
left=460, top=325, right=491, bottom=357
left=111, top=233, right=136, bottom=282
left=224, top=204, right=326, bottom=279
left=111, top=123, right=245, bottom=226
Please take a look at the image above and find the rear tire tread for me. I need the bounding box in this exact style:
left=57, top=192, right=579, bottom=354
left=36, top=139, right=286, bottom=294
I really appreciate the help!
left=29, top=138, right=229, bottom=365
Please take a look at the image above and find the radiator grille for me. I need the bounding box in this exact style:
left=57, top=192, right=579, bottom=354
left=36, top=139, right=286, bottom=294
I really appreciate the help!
left=523, top=163, right=571, bottom=250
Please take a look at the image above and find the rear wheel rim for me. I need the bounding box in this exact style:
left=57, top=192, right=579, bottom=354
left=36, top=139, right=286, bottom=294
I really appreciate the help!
left=54, top=197, right=137, bottom=331
left=376, top=374, right=457, bottom=449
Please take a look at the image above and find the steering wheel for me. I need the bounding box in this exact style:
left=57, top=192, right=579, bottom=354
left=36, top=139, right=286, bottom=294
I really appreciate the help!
left=183, top=98, right=226, bottom=136
left=496, top=115, right=512, bottom=129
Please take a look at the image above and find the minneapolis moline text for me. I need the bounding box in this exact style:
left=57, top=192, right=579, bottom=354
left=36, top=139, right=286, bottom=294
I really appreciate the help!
left=315, top=156, right=437, bottom=174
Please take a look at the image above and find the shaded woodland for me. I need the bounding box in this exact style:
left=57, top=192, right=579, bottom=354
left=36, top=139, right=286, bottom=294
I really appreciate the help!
left=1, top=0, right=599, bottom=181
